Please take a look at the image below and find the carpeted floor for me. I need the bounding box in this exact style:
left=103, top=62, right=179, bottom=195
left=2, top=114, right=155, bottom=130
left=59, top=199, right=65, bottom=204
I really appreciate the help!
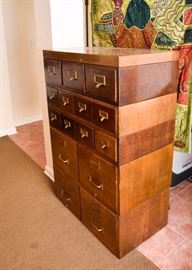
left=0, top=136, right=160, bottom=270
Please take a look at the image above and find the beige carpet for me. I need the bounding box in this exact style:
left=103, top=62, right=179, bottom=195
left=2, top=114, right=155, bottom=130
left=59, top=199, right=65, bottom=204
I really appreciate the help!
left=0, top=136, right=159, bottom=270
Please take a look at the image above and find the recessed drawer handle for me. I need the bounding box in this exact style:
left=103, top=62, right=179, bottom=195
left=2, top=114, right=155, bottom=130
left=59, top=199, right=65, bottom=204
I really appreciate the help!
left=94, top=74, right=106, bottom=89
left=67, top=70, right=78, bottom=81
left=48, top=65, right=56, bottom=76
left=58, top=154, right=70, bottom=165
left=62, top=97, right=69, bottom=106
left=80, top=128, right=88, bottom=139
left=88, top=176, right=103, bottom=190
left=63, top=120, right=71, bottom=129
left=99, top=110, right=109, bottom=122
left=50, top=113, right=57, bottom=122
left=78, top=102, right=87, bottom=112
left=90, top=159, right=100, bottom=170
left=90, top=219, right=104, bottom=233
left=100, top=140, right=109, bottom=150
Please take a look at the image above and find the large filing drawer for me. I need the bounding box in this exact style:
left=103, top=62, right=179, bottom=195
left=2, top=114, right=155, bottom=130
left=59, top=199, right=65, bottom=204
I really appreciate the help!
left=51, top=128, right=78, bottom=181
left=78, top=145, right=117, bottom=212
left=81, top=188, right=118, bottom=255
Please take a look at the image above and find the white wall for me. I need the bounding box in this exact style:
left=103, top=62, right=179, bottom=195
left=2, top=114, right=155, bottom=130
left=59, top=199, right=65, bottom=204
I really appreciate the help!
left=33, top=0, right=53, bottom=179
left=0, top=1, right=16, bottom=136
left=2, top=0, right=42, bottom=126
left=1, top=0, right=86, bottom=179
left=50, top=0, right=86, bottom=49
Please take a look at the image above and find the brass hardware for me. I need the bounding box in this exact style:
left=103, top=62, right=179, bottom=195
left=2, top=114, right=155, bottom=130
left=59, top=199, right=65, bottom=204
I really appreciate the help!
left=48, top=93, right=55, bottom=100
left=90, top=219, right=104, bottom=233
left=61, top=190, right=71, bottom=207
left=67, top=70, right=78, bottom=81
left=78, top=102, right=87, bottom=113
left=100, top=140, right=109, bottom=150
left=99, top=110, right=109, bottom=122
left=63, top=120, right=71, bottom=129
left=50, top=113, right=57, bottom=122
left=58, top=154, right=70, bottom=165
left=80, top=128, right=88, bottom=139
left=94, top=74, right=106, bottom=89
left=48, top=65, right=56, bottom=76
left=90, top=159, right=100, bottom=170
left=88, top=176, right=103, bottom=190
left=62, top=96, right=69, bottom=106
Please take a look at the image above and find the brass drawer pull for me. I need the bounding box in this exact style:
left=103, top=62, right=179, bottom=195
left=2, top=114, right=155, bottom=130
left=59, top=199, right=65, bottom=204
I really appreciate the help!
left=90, top=159, right=100, bottom=170
left=62, top=97, right=69, bottom=106
left=61, top=190, right=71, bottom=207
left=100, top=140, right=109, bottom=150
left=67, top=70, right=78, bottom=81
left=80, top=128, right=88, bottom=139
left=94, top=74, right=106, bottom=89
left=58, top=154, right=70, bottom=165
left=50, top=113, right=57, bottom=122
left=90, top=219, right=104, bottom=233
left=88, top=176, right=103, bottom=190
left=48, top=93, right=55, bottom=100
left=78, top=102, right=87, bottom=112
left=63, top=120, right=71, bottom=129
left=48, top=65, right=56, bottom=76
left=99, top=110, right=109, bottom=122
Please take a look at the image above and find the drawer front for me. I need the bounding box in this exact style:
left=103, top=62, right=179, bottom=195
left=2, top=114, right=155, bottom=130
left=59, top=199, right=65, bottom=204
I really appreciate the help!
left=81, top=188, right=118, bottom=255
left=75, top=122, right=94, bottom=148
left=58, top=90, right=74, bottom=114
left=74, top=96, right=92, bottom=121
left=78, top=146, right=117, bottom=212
left=47, top=87, right=59, bottom=108
left=44, top=59, right=62, bottom=85
left=48, top=110, right=60, bottom=129
left=92, top=103, right=116, bottom=133
left=85, top=64, right=117, bottom=104
left=54, top=168, right=80, bottom=218
left=51, top=128, right=78, bottom=181
left=61, top=115, right=75, bottom=138
left=95, top=130, right=118, bottom=162
left=62, top=62, right=84, bottom=92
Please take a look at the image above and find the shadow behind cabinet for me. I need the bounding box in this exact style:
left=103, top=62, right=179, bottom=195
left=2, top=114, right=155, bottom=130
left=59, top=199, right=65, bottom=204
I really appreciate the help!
left=43, top=47, right=178, bottom=258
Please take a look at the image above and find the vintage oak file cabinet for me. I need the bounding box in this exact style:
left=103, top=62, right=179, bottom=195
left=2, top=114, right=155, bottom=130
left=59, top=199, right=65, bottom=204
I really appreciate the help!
left=43, top=48, right=178, bottom=258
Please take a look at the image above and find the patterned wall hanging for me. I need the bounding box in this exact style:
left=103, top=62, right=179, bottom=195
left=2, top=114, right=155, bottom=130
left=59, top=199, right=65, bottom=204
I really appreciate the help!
left=91, top=0, right=192, bottom=153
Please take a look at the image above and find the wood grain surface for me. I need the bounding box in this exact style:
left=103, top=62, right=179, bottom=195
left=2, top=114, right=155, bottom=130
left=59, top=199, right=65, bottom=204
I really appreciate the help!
left=118, top=189, right=169, bottom=258
left=119, top=120, right=175, bottom=164
left=118, top=61, right=178, bottom=106
left=118, top=93, right=177, bottom=136
left=119, top=144, right=173, bottom=213
left=43, top=48, right=179, bottom=67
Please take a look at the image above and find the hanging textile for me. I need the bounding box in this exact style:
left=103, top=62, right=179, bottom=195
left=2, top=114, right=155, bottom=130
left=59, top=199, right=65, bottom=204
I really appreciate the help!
left=91, top=0, right=192, bottom=153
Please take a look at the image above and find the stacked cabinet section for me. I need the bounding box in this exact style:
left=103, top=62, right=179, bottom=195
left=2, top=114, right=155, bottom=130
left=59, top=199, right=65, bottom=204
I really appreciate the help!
left=43, top=48, right=178, bottom=258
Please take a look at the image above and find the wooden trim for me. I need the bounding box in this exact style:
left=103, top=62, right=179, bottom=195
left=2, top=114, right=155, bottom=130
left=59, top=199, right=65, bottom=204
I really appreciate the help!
left=43, top=49, right=179, bottom=68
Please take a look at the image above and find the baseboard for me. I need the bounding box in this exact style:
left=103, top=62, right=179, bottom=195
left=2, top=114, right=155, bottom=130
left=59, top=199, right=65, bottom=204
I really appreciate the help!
left=15, top=114, right=43, bottom=127
left=44, top=165, right=54, bottom=182
left=0, top=127, right=17, bottom=137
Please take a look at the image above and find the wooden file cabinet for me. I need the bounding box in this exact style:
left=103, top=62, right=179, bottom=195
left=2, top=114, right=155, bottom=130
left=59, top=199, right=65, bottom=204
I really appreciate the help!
left=43, top=47, right=178, bottom=258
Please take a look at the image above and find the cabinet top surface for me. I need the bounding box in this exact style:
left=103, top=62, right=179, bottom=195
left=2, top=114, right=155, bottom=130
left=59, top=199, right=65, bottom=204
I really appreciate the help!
left=43, top=47, right=179, bottom=67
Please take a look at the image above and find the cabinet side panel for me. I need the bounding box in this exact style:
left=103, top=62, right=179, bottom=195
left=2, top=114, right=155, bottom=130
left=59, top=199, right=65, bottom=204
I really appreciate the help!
left=118, top=93, right=177, bottom=137
left=119, top=61, right=178, bottom=106
left=119, top=189, right=169, bottom=258
left=119, top=144, right=173, bottom=213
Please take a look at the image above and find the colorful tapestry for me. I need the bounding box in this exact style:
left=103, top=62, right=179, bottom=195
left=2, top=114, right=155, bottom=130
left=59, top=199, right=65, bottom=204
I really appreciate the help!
left=91, top=0, right=192, bottom=152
